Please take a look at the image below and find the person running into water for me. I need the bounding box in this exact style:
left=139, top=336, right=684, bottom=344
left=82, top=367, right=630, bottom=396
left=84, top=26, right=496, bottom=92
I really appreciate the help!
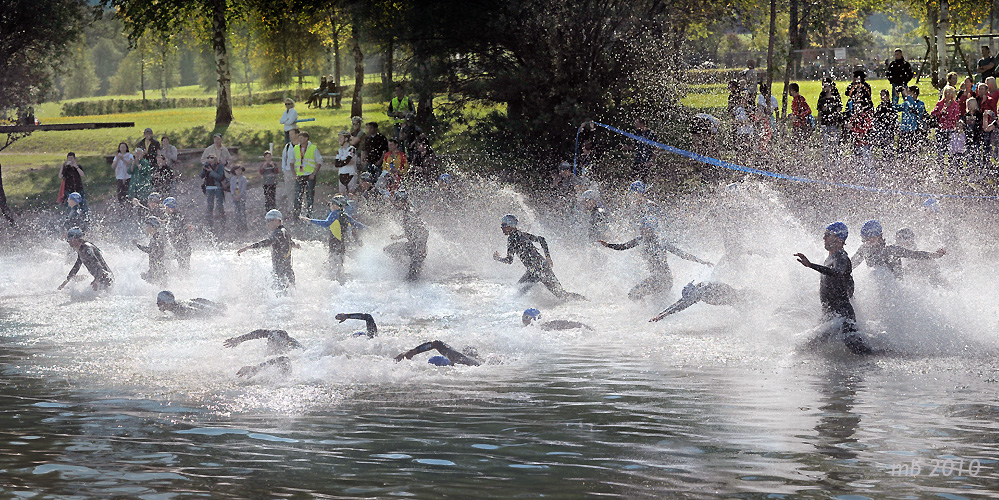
left=134, top=216, right=168, bottom=284
left=237, top=210, right=299, bottom=291
left=64, top=192, right=87, bottom=233
left=59, top=227, right=114, bottom=291
left=335, top=312, right=378, bottom=338
left=598, top=216, right=713, bottom=301
left=493, top=214, right=586, bottom=301
left=394, top=340, right=482, bottom=366
left=161, top=197, right=192, bottom=271
left=223, top=329, right=303, bottom=378
left=851, top=220, right=945, bottom=279
left=521, top=308, right=593, bottom=330
left=301, top=194, right=366, bottom=281
left=894, top=227, right=947, bottom=287
left=650, top=281, right=752, bottom=322
left=383, top=191, right=428, bottom=281
left=156, top=291, right=226, bottom=318
left=794, top=222, right=873, bottom=355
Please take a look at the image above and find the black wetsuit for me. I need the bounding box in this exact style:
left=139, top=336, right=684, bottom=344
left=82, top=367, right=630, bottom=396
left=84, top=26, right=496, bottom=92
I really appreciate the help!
left=395, top=340, right=481, bottom=366
left=384, top=206, right=428, bottom=281
left=540, top=320, right=593, bottom=331
left=136, top=231, right=168, bottom=284
left=604, top=235, right=703, bottom=300
left=807, top=249, right=871, bottom=355
left=67, top=241, right=113, bottom=289
left=246, top=225, right=296, bottom=289
left=498, top=229, right=583, bottom=300
left=336, top=312, right=378, bottom=338
left=852, top=243, right=937, bottom=279
left=651, top=282, right=748, bottom=321
left=587, top=206, right=608, bottom=242
left=165, top=298, right=226, bottom=319
left=165, top=211, right=191, bottom=270
left=64, top=205, right=86, bottom=232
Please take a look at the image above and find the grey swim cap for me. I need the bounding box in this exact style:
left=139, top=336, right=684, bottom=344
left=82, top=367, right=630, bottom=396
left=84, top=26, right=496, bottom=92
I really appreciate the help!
left=501, top=214, right=518, bottom=228
left=66, top=227, right=84, bottom=240
left=157, top=290, right=175, bottom=304
left=144, top=216, right=162, bottom=228
left=265, top=209, right=283, bottom=221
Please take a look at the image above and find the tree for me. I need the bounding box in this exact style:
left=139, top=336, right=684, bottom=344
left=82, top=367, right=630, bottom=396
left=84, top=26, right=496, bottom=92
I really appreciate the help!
left=62, top=43, right=101, bottom=99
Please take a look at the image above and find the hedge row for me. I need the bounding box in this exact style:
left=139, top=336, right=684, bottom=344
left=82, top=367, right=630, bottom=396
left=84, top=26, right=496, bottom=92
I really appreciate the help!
left=686, top=67, right=784, bottom=85
left=60, top=88, right=316, bottom=117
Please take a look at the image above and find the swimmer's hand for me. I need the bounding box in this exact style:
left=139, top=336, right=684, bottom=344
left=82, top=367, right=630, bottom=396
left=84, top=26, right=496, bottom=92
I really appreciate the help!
left=58, top=279, right=69, bottom=290
left=794, top=253, right=811, bottom=267
left=390, top=234, right=404, bottom=240
left=236, top=247, right=247, bottom=255
left=597, top=240, right=609, bottom=247
left=298, top=216, right=310, bottom=221
left=492, top=251, right=502, bottom=261
left=291, top=240, right=301, bottom=249
left=223, top=337, right=241, bottom=348
left=335, top=313, right=347, bottom=323
left=935, top=248, right=946, bottom=257
left=393, top=352, right=411, bottom=362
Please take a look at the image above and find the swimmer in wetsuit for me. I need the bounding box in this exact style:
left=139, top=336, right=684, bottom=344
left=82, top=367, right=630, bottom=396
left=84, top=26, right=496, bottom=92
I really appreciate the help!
left=156, top=291, right=226, bottom=318
left=134, top=216, right=169, bottom=284
left=599, top=216, right=713, bottom=301
left=394, top=340, right=481, bottom=366
left=237, top=209, right=300, bottom=291
left=59, top=227, right=114, bottom=291
left=493, top=214, right=586, bottom=301
left=894, top=227, right=947, bottom=287
left=851, top=220, right=945, bottom=279
left=302, top=194, right=366, bottom=281
left=383, top=190, right=428, bottom=281
left=794, top=222, right=872, bottom=355
left=335, top=312, right=378, bottom=338
left=223, top=329, right=303, bottom=378
left=522, top=308, right=593, bottom=330
left=650, top=281, right=752, bottom=322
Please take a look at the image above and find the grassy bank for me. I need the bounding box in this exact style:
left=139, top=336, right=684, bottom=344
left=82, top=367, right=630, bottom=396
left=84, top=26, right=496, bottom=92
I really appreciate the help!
left=680, top=78, right=942, bottom=111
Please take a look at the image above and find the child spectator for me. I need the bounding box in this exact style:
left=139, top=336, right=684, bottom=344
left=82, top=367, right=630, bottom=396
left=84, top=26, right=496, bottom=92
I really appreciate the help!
left=962, top=97, right=984, bottom=177
left=732, top=94, right=754, bottom=151
left=789, top=83, right=813, bottom=140
left=230, top=165, right=248, bottom=232
left=895, top=85, right=926, bottom=157
left=817, top=78, right=844, bottom=151
left=872, top=89, right=898, bottom=161
left=931, top=86, right=962, bottom=170
left=259, top=151, right=279, bottom=211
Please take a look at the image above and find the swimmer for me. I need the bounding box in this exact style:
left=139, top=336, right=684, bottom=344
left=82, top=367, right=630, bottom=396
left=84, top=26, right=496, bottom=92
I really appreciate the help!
left=134, top=216, right=168, bottom=284
left=580, top=190, right=608, bottom=243
left=851, top=220, right=945, bottom=279
left=383, top=190, right=428, bottom=281
left=794, top=222, right=872, bottom=355
left=156, top=291, right=226, bottom=318
left=335, top=312, right=378, bottom=338
left=223, top=329, right=303, bottom=378
left=599, top=216, right=712, bottom=300
left=301, top=195, right=366, bottom=281
left=650, top=281, right=751, bottom=322
left=59, top=227, right=114, bottom=291
left=237, top=210, right=300, bottom=290
left=895, top=227, right=947, bottom=286
left=161, top=197, right=192, bottom=271
left=493, top=214, right=586, bottom=301
left=394, top=340, right=481, bottom=366
left=64, top=192, right=87, bottom=232
left=522, top=308, right=593, bottom=330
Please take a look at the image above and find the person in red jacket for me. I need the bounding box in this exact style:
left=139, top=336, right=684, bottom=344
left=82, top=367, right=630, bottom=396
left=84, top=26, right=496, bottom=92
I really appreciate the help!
left=931, top=86, right=962, bottom=167
left=789, top=83, right=813, bottom=140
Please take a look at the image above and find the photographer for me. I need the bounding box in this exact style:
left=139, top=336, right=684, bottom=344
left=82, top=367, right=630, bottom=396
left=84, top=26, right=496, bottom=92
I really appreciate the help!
left=885, top=49, right=913, bottom=105
left=58, top=152, right=86, bottom=212
left=199, top=154, right=227, bottom=228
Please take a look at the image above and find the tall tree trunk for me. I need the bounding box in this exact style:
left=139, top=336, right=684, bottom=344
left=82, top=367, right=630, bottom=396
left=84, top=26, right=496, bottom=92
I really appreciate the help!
left=351, top=20, right=364, bottom=118
left=140, top=46, right=146, bottom=101
left=385, top=37, right=394, bottom=85
left=161, top=46, right=168, bottom=103
left=937, top=0, right=949, bottom=86
left=0, top=162, right=14, bottom=227
left=211, top=0, right=234, bottom=127
left=333, top=25, right=342, bottom=90
left=766, top=0, right=776, bottom=92
left=781, top=0, right=798, bottom=119
left=929, top=3, right=939, bottom=87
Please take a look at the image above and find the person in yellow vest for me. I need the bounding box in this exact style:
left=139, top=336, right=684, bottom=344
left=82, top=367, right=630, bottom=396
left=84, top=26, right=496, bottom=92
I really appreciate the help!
left=300, top=194, right=366, bottom=281
left=388, top=83, right=415, bottom=137
left=292, top=131, right=323, bottom=219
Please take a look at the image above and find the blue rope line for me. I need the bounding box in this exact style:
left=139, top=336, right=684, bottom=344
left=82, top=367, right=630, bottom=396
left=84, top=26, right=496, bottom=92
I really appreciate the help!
left=574, top=120, right=999, bottom=201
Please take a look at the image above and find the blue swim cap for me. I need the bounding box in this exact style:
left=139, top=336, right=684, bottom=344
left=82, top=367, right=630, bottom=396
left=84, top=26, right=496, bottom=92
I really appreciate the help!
left=523, top=308, right=541, bottom=319
left=860, top=220, right=883, bottom=238
left=162, top=197, right=177, bottom=209
left=922, top=197, right=940, bottom=213
left=629, top=180, right=647, bottom=194
left=682, top=281, right=696, bottom=298
left=439, top=173, right=452, bottom=184
left=428, top=355, right=451, bottom=366
left=501, top=214, right=518, bottom=228
left=67, top=192, right=83, bottom=204
left=825, top=222, right=848, bottom=242
left=156, top=290, right=175, bottom=304
left=66, top=227, right=84, bottom=240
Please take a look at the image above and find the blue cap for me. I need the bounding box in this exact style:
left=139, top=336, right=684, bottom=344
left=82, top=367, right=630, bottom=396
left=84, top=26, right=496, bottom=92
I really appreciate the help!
left=162, top=197, right=177, bottom=209
left=860, top=220, right=883, bottom=238
left=428, top=355, right=451, bottom=366
left=501, top=214, right=518, bottom=228
left=523, top=308, right=541, bottom=319
left=265, top=209, right=283, bottom=221
left=629, top=180, right=647, bottom=194
left=67, top=192, right=82, bottom=204
left=922, top=197, right=940, bottom=213
left=157, top=290, right=175, bottom=304
left=825, top=222, right=848, bottom=242
left=682, top=281, right=696, bottom=298
left=439, top=173, right=452, bottom=184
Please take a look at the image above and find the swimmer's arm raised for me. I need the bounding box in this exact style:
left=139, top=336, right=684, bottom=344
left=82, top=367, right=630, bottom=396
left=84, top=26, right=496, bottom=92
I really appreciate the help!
left=335, top=313, right=377, bottom=337
left=224, top=329, right=275, bottom=348
left=600, top=237, right=640, bottom=251
left=237, top=356, right=290, bottom=378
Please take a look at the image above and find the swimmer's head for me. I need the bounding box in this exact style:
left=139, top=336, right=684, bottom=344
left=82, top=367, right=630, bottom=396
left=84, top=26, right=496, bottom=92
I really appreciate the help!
left=860, top=220, right=883, bottom=241
left=391, top=190, right=410, bottom=206
left=162, top=197, right=177, bottom=209
left=682, top=281, right=696, bottom=298
left=428, top=355, right=451, bottom=366
left=67, top=192, right=82, bottom=206
left=331, top=194, right=349, bottom=208
left=629, top=180, right=647, bottom=194
left=922, top=197, right=940, bottom=214
left=143, top=216, right=162, bottom=234
left=823, top=222, right=848, bottom=251
left=522, top=307, right=541, bottom=326
left=438, top=173, right=452, bottom=184
left=147, top=192, right=162, bottom=205
left=66, top=227, right=84, bottom=241
left=156, top=290, right=175, bottom=310
left=501, top=214, right=518, bottom=234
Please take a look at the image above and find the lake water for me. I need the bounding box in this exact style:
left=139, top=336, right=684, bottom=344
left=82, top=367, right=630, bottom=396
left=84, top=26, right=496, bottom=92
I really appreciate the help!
left=2, top=184, right=999, bottom=498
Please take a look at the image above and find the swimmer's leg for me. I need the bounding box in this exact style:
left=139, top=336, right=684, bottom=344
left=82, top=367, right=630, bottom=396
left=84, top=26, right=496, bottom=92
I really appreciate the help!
left=650, top=296, right=700, bottom=321
left=383, top=241, right=408, bottom=261
left=406, top=243, right=426, bottom=281
left=540, top=269, right=587, bottom=301
left=517, top=271, right=540, bottom=295
left=628, top=273, right=672, bottom=301
left=329, top=237, right=346, bottom=281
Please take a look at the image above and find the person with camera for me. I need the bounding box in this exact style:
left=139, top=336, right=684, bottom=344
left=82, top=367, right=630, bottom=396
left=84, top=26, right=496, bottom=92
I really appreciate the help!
left=58, top=152, right=86, bottom=213
left=200, top=153, right=227, bottom=228
left=885, top=49, right=913, bottom=105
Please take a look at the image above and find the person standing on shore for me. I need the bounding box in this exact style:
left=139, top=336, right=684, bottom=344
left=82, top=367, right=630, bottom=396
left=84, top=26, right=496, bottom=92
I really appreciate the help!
left=280, top=99, right=298, bottom=143
left=111, top=142, right=134, bottom=207
left=58, top=152, right=87, bottom=213
left=259, top=150, right=280, bottom=211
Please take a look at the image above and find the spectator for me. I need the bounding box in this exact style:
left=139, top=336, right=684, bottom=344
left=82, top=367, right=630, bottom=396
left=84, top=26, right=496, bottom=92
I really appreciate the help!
left=230, top=165, right=248, bottom=232
left=978, top=45, right=996, bottom=82
left=981, top=108, right=996, bottom=179
left=201, top=133, right=232, bottom=167
left=111, top=142, right=134, bottom=206
left=845, top=68, right=873, bottom=112
left=397, top=117, right=424, bottom=154
left=817, top=78, right=844, bottom=150
left=789, top=83, right=813, bottom=140
left=324, top=74, right=340, bottom=108
left=726, top=80, right=742, bottom=116
left=756, top=82, right=778, bottom=128
left=885, top=49, right=913, bottom=104
left=731, top=93, right=754, bottom=152
left=160, top=136, right=179, bottom=166
left=982, top=77, right=999, bottom=114
left=364, top=122, right=388, bottom=177
left=280, top=98, right=298, bottom=142
left=200, top=153, right=226, bottom=227
left=152, top=151, right=174, bottom=195
left=281, top=128, right=300, bottom=214
left=960, top=97, right=983, bottom=175
left=59, top=152, right=86, bottom=213
left=931, top=86, right=962, bottom=169
left=380, top=138, right=408, bottom=192
left=957, top=76, right=975, bottom=114
left=894, top=85, right=927, bottom=159
left=128, top=147, right=154, bottom=203
left=292, top=130, right=322, bottom=219
left=387, top=83, right=415, bottom=137
left=334, top=131, right=358, bottom=194
left=872, top=89, right=898, bottom=161
left=259, top=150, right=280, bottom=211
left=136, top=127, right=160, bottom=161
left=630, top=117, right=656, bottom=183
left=408, top=140, right=439, bottom=185
left=306, top=76, right=327, bottom=108
left=741, top=59, right=759, bottom=94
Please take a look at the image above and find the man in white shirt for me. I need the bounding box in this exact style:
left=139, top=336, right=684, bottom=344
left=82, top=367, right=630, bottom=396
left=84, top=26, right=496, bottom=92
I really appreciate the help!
left=200, top=133, right=232, bottom=167
left=281, top=128, right=300, bottom=214
left=280, top=98, right=298, bottom=143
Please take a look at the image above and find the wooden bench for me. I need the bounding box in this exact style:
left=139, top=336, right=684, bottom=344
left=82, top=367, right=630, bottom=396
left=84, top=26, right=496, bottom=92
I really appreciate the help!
left=105, top=147, right=240, bottom=165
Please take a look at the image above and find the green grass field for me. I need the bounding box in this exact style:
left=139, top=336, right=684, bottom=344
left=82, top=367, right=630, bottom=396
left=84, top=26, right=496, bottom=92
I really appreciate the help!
left=680, top=78, right=942, bottom=111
